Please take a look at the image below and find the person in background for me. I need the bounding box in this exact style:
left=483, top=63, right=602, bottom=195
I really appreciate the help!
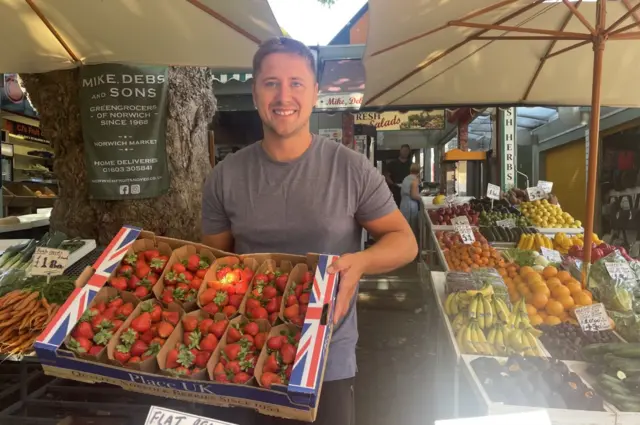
left=384, top=144, right=413, bottom=206
left=201, top=36, right=418, bottom=425
left=400, top=163, right=422, bottom=240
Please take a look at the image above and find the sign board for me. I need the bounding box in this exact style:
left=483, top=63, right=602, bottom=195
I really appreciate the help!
left=3, top=120, right=45, bottom=141
left=540, top=247, right=562, bottom=263
left=452, top=216, right=475, bottom=244
left=574, top=303, right=612, bottom=332
left=605, top=261, right=634, bottom=281
left=319, top=128, right=343, bottom=144
left=145, top=406, right=236, bottom=425
left=496, top=218, right=516, bottom=228
left=527, top=186, right=544, bottom=201
left=80, top=64, right=170, bottom=200
left=486, top=183, right=501, bottom=200
left=30, top=247, right=69, bottom=276
left=355, top=110, right=445, bottom=131
left=500, top=108, right=517, bottom=191
left=537, top=180, right=553, bottom=194
left=316, top=92, right=363, bottom=110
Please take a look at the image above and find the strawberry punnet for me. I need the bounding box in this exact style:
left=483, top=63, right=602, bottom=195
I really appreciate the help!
left=160, top=255, right=209, bottom=306
left=112, top=300, right=177, bottom=367
left=211, top=319, right=267, bottom=385
left=282, top=269, right=314, bottom=327
left=108, top=249, right=169, bottom=297
left=243, top=268, right=289, bottom=325
left=260, top=329, right=301, bottom=388
left=202, top=263, right=254, bottom=315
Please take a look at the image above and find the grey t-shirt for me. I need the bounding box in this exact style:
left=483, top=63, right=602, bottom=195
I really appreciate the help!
left=202, top=134, right=396, bottom=381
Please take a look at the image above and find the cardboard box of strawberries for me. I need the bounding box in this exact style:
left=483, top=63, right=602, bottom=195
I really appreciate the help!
left=33, top=225, right=339, bottom=422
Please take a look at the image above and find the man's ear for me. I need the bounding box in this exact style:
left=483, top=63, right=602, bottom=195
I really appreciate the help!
left=312, top=82, right=319, bottom=106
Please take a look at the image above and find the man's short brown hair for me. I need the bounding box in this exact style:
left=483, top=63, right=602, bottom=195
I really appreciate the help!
left=252, top=37, right=317, bottom=81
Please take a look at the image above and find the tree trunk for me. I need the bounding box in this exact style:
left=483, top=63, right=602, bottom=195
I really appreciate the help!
left=21, top=68, right=216, bottom=245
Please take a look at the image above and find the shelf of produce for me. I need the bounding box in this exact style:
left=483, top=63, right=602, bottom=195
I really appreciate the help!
left=422, top=196, right=475, bottom=210
left=460, top=354, right=618, bottom=425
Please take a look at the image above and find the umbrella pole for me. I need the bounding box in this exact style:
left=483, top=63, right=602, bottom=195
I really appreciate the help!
left=582, top=0, right=607, bottom=285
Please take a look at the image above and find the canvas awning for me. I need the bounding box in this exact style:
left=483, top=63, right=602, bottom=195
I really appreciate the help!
left=315, top=59, right=366, bottom=110
left=213, top=73, right=253, bottom=84
left=1, top=0, right=281, bottom=73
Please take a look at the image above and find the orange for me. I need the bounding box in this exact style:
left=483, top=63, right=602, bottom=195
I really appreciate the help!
left=583, top=289, right=593, bottom=300
left=574, top=292, right=593, bottom=306
left=517, top=283, right=530, bottom=295
left=526, top=304, right=537, bottom=316
left=559, top=311, right=570, bottom=321
left=545, top=299, right=564, bottom=316
left=543, top=266, right=558, bottom=279
left=551, top=285, right=571, bottom=298
left=538, top=310, right=548, bottom=320
left=526, top=272, right=543, bottom=286
left=544, top=315, right=562, bottom=326
left=530, top=314, right=544, bottom=326
left=546, top=277, right=562, bottom=289
left=532, top=284, right=551, bottom=298
left=520, top=266, right=534, bottom=277
left=525, top=293, right=534, bottom=304
left=513, top=275, right=523, bottom=286
left=511, top=291, right=521, bottom=302
left=558, top=295, right=575, bottom=310
left=497, top=267, right=507, bottom=277
left=556, top=270, right=572, bottom=283
left=566, top=281, right=582, bottom=295
left=532, top=293, right=549, bottom=309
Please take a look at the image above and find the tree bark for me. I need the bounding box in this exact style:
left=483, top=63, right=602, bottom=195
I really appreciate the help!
left=21, top=67, right=216, bottom=245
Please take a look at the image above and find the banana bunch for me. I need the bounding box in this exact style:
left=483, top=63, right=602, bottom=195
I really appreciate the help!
left=468, top=293, right=495, bottom=329
left=507, top=326, right=544, bottom=356
left=487, top=323, right=511, bottom=355
left=444, top=283, right=494, bottom=317
left=456, top=321, right=496, bottom=355
left=517, top=233, right=552, bottom=250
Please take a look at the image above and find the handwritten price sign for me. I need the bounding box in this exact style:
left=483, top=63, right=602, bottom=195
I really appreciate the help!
left=496, top=218, right=516, bottom=228
left=605, top=262, right=635, bottom=281
left=527, top=186, right=545, bottom=201
left=540, top=246, right=562, bottom=263
left=538, top=180, right=553, bottom=194
left=486, top=183, right=501, bottom=200
left=574, top=303, right=612, bottom=332
left=145, top=406, right=233, bottom=425
left=30, top=247, right=69, bottom=276
left=451, top=216, right=475, bottom=244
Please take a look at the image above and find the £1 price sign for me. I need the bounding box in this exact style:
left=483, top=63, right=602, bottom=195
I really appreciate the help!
left=574, top=303, right=612, bottom=332
left=451, top=216, right=475, bottom=245
left=30, top=247, right=70, bottom=276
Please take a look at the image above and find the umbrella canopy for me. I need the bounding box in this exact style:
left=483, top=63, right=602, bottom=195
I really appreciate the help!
left=1, top=0, right=282, bottom=73
left=362, top=0, right=640, bottom=108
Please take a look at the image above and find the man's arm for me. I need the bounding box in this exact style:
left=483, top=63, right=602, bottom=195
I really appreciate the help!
left=201, top=166, right=235, bottom=252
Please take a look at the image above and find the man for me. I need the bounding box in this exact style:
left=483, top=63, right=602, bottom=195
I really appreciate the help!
left=384, top=144, right=413, bottom=206
left=202, top=37, right=417, bottom=425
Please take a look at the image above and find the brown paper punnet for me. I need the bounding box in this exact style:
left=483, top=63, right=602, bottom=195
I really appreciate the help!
left=152, top=245, right=216, bottom=312
left=278, top=263, right=314, bottom=324
left=207, top=315, right=271, bottom=384
left=254, top=323, right=300, bottom=390
left=63, top=287, right=139, bottom=362
left=138, top=230, right=234, bottom=259
left=107, top=299, right=184, bottom=372
left=239, top=259, right=294, bottom=321
left=197, top=256, right=259, bottom=317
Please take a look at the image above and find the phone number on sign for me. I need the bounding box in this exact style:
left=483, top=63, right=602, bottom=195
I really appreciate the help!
left=103, top=165, right=153, bottom=173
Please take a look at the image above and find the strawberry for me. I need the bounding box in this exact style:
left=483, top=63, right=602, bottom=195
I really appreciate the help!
left=166, top=349, right=180, bottom=369
left=118, top=265, right=134, bottom=278
left=120, top=328, right=138, bottom=346
left=290, top=316, right=304, bottom=326
left=268, top=312, right=279, bottom=325
left=91, top=316, right=113, bottom=332
left=182, top=316, right=199, bottom=332
left=172, top=263, right=186, bottom=274
left=243, top=321, right=259, bottom=337
left=262, top=286, right=277, bottom=300
left=183, top=330, right=201, bottom=349
left=233, top=372, right=251, bottom=384
left=222, top=305, right=237, bottom=318
left=68, top=337, right=92, bottom=354
left=123, top=254, right=138, bottom=266
left=117, top=302, right=135, bottom=319
left=261, top=372, right=283, bottom=389
left=234, top=280, right=249, bottom=295
left=161, top=289, right=175, bottom=305
left=185, top=255, right=201, bottom=272
left=195, top=269, right=207, bottom=279
left=74, top=322, right=95, bottom=340
left=280, top=343, right=296, bottom=364
left=301, top=271, right=313, bottom=285
left=200, top=333, right=218, bottom=352
left=94, top=302, right=106, bottom=313
left=267, top=335, right=284, bottom=351
left=228, top=294, right=243, bottom=308
left=294, top=284, right=304, bottom=298
left=223, top=343, right=243, bottom=361
left=140, top=329, right=155, bottom=344
left=150, top=256, right=168, bottom=274
left=144, top=249, right=160, bottom=262
left=180, top=271, right=194, bottom=283
left=264, top=353, right=279, bottom=373
left=88, top=345, right=104, bottom=356
left=131, top=312, right=152, bottom=333
left=285, top=364, right=293, bottom=379
left=114, top=345, right=131, bottom=364
left=299, top=292, right=310, bottom=305
left=110, top=276, right=128, bottom=291
left=275, top=274, right=289, bottom=293
left=254, top=273, right=269, bottom=286
left=284, top=304, right=299, bottom=321
left=265, top=298, right=279, bottom=314
left=254, top=332, right=267, bottom=350
left=157, top=322, right=175, bottom=339
left=209, top=320, right=228, bottom=339
left=102, top=306, right=118, bottom=320
left=143, top=341, right=162, bottom=360
left=128, top=275, right=141, bottom=290
left=203, top=303, right=219, bottom=315
left=112, top=319, right=124, bottom=331
left=172, top=366, right=191, bottom=376
left=227, top=325, right=242, bottom=343
left=127, top=356, right=142, bottom=366
left=246, top=298, right=261, bottom=311
left=149, top=304, right=162, bottom=322
left=216, top=266, right=232, bottom=280
left=108, top=297, right=124, bottom=308
left=248, top=306, right=268, bottom=320
left=199, top=289, right=216, bottom=305
left=190, top=278, right=203, bottom=291
left=194, top=351, right=211, bottom=368
left=130, top=340, right=149, bottom=357
left=198, top=318, right=214, bottom=334
left=134, top=286, right=149, bottom=298
left=142, top=274, right=158, bottom=288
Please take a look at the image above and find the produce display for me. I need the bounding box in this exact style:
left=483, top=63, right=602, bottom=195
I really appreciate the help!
left=445, top=284, right=544, bottom=356
left=438, top=230, right=511, bottom=272
left=470, top=356, right=604, bottom=411
left=567, top=240, right=633, bottom=264
left=519, top=199, right=581, bottom=228
left=479, top=226, right=538, bottom=243
left=260, top=328, right=301, bottom=388
left=538, top=323, right=620, bottom=361
left=428, top=203, right=480, bottom=226
left=552, top=232, right=587, bottom=254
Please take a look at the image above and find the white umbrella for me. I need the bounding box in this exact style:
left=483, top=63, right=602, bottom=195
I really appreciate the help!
left=1, top=0, right=282, bottom=73
left=362, top=0, right=640, bottom=268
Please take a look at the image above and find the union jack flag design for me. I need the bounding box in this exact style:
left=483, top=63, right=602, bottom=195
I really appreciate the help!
left=288, top=254, right=339, bottom=394
left=35, top=226, right=141, bottom=349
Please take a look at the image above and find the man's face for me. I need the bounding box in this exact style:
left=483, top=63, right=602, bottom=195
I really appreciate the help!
left=400, top=146, right=411, bottom=160
left=253, top=52, right=318, bottom=140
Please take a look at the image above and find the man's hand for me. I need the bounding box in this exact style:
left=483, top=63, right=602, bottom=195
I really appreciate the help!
left=327, top=252, right=369, bottom=325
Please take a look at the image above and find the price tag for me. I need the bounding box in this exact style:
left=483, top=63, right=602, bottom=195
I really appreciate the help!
left=527, top=186, right=545, bottom=201
left=605, top=262, right=634, bottom=280
left=30, top=247, right=69, bottom=276
left=486, top=183, right=501, bottom=200
left=540, top=247, right=562, bottom=263
left=496, top=218, right=516, bottom=228
left=574, top=303, right=612, bottom=332
left=451, top=216, right=475, bottom=244
left=145, top=406, right=235, bottom=425
left=538, top=180, right=553, bottom=194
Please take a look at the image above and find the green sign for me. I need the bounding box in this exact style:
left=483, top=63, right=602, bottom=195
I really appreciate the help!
left=80, top=64, right=169, bottom=200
